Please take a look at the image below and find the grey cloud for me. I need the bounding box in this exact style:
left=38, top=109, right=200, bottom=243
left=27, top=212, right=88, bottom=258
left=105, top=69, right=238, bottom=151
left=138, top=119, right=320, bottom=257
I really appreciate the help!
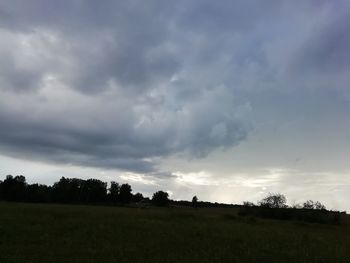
left=0, top=38, right=41, bottom=92
left=0, top=0, right=180, bottom=94
left=0, top=78, right=250, bottom=174
left=293, top=8, right=350, bottom=75
left=0, top=0, right=348, bottom=175
left=0, top=60, right=40, bottom=92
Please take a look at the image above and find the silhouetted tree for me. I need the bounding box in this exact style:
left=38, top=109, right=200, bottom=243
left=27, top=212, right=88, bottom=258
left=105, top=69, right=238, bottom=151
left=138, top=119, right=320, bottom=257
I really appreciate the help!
left=51, top=177, right=108, bottom=203
left=314, top=201, right=326, bottom=210
left=1, top=175, right=27, bottom=201
left=303, top=200, right=326, bottom=210
left=26, top=184, right=52, bottom=203
left=303, top=200, right=314, bottom=209
left=0, top=180, right=3, bottom=200
left=192, top=195, right=198, bottom=207
left=243, top=201, right=255, bottom=207
left=152, top=191, right=169, bottom=206
left=259, top=193, right=287, bottom=208
left=52, top=177, right=84, bottom=203
left=81, top=179, right=107, bottom=203
left=119, top=183, right=132, bottom=203
left=132, top=192, right=144, bottom=202
left=52, top=177, right=68, bottom=202
left=109, top=181, right=120, bottom=203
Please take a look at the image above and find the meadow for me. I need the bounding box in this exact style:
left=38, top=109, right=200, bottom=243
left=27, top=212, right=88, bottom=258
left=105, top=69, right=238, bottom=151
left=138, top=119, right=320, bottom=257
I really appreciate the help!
left=0, top=202, right=349, bottom=263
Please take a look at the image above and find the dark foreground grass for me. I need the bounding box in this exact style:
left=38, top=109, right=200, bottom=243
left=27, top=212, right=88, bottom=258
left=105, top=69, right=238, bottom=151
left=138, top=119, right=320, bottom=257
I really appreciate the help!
left=0, top=202, right=349, bottom=263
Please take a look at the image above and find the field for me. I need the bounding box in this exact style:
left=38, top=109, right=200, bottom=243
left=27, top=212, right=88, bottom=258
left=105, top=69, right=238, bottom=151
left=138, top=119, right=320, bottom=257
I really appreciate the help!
left=0, top=202, right=349, bottom=263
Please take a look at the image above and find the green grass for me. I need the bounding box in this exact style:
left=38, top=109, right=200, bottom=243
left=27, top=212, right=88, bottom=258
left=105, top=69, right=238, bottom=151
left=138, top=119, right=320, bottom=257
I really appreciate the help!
left=0, top=202, right=349, bottom=263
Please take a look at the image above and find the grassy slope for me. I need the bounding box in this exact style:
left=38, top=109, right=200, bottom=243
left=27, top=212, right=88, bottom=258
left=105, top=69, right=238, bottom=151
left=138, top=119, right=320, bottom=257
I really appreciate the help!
left=0, top=202, right=349, bottom=263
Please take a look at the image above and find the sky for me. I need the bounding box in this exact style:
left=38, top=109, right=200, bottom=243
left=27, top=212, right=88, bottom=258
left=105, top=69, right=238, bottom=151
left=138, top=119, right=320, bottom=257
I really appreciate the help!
left=0, top=0, right=349, bottom=211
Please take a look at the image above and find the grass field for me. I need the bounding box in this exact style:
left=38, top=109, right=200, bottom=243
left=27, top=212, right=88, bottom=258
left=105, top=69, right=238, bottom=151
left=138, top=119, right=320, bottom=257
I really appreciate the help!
left=0, top=202, right=349, bottom=263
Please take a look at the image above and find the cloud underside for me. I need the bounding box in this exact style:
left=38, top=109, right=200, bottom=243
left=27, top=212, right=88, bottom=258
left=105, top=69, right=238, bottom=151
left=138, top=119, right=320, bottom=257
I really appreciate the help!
left=0, top=0, right=349, bottom=174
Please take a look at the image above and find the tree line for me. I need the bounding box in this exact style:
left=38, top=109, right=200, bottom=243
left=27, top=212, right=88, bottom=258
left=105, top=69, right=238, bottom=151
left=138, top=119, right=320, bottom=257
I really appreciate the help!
left=0, top=174, right=240, bottom=208
left=0, top=175, right=345, bottom=224
left=0, top=174, right=237, bottom=208
left=0, top=175, right=170, bottom=206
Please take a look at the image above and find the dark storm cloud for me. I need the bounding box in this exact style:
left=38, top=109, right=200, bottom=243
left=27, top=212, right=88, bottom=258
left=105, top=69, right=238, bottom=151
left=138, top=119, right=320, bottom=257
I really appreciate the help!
left=0, top=0, right=347, bottom=174
left=0, top=0, right=181, bottom=94
left=0, top=82, right=250, bottom=173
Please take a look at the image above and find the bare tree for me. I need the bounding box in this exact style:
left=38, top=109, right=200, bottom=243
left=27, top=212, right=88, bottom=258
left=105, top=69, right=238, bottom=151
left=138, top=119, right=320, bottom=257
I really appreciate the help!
left=259, top=193, right=287, bottom=208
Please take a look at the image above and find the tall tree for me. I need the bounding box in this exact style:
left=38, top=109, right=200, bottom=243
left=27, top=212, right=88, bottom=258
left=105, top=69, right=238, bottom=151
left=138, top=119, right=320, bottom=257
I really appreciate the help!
left=192, top=195, right=198, bottom=208
left=109, top=181, right=120, bottom=203
left=119, top=184, right=132, bottom=204
left=2, top=175, right=26, bottom=201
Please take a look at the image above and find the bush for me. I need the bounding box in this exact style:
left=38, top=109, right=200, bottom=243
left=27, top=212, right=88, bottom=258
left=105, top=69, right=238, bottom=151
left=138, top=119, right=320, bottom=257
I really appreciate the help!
left=302, top=200, right=326, bottom=210
left=238, top=206, right=341, bottom=224
left=242, top=201, right=255, bottom=207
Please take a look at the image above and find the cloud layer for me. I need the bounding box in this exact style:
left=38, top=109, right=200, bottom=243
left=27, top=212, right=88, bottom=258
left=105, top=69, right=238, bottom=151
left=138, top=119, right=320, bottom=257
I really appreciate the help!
left=0, top=1, right=253, bottom=173
left=0, top=0, right=349, bottom=176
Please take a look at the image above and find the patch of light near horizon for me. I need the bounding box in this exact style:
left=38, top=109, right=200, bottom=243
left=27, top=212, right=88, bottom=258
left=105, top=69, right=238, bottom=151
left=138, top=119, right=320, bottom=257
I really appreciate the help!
left=0, top=155, right=122, bottom=185
left=170, top=168, right=350, bottom=210
left=1, top=155, right=349, bottom=211
left=174, top=171, right=218, bottom=186
left=120, top=172, right=158, bottom=186
left=173, top=168, right=286, bottom=188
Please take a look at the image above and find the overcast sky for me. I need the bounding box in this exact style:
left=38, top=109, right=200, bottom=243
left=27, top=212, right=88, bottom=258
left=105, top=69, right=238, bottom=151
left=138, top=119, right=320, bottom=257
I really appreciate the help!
left=0, top=0, right=349, bottom=211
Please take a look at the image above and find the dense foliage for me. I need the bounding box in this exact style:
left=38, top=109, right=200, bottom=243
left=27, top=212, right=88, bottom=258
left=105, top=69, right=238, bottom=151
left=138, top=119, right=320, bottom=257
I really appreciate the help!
left=151, top=191, right=170, bottom=206
left=0, top=175, right=139, bottom=205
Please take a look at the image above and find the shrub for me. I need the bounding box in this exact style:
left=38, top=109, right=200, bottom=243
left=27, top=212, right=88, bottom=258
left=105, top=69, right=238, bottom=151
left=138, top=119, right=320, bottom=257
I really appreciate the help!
left=243, top=201, right=255, bottom=207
